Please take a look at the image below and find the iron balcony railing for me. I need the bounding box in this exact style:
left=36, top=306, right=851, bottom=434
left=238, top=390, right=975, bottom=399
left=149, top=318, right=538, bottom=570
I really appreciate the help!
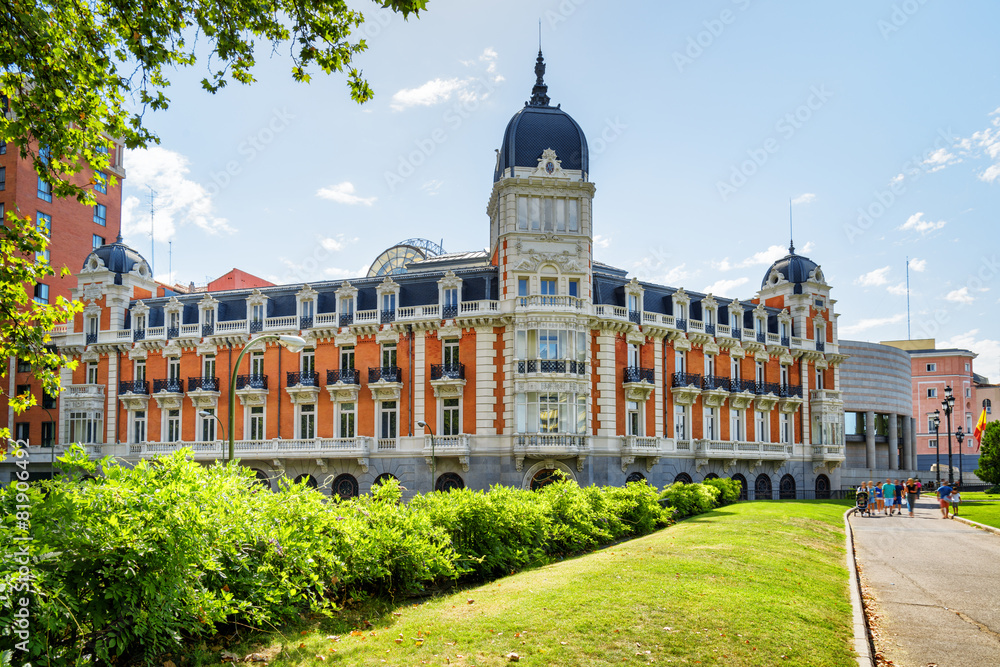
left=623, top=366, right=654, bottom=384
left=441, top=304, right=458, bottom=319
left=779, top=383, right=803, bottom=398
left=153, top=378, right=184, bottom=393
left=380, top=310, right=395, bottom=324
left=188, top=376, right=220, bottom=392
left=119, top=380, right=148, bottom=395
left=731, top=327, right=742, bottom=340
left=339, top=313, right=354, bottom=326
left=249, top=319, right=263, bottom=333
left=729, top=378, right=757, bottom=393
left=757, top=381, right=782, bottom=395
left=133, top=328, right=145, bottom=341
left=671, top=372, right=701, bottom=388
left=327, top=368, right=359, bottom=385
left=756, top=331, right=766, bottom=343
left=628, top=310, right=642, bottom=325
left=705, top=323, right=716, bottom=335
left=781, top=336, right=790, bottom=347
left=702, top=375, right=731, bottom=391
left=86, top=333, right=98, bottom=344
left=166, top=327, right=179, bottom=338
left=431, top=363, right=465, bottom=380
left=369, top=366, right=402, bottom=383
left=675, top=318, right=688, bottom=332
left=816, top=340, right=825, bottom=351
left=287, top=371, right=318, bottom=387
left=236, top=374, right=268, bottom=390
left=299, top=316, right=313, bottom=329
left=516, top=359, right=586, bottom=375
left=202, top=324, right=215, bottom=336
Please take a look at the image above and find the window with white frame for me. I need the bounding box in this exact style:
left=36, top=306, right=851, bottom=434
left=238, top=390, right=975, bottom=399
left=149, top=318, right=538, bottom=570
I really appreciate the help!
left=69, top=411, right=101, bottom=443
left=780, top=365, right=789, bottom=387
left=704, top=406, right=717, bottom=440
left=339, top=295, right=354, bottom=317
left=442, top=287, right=459, bottom=314
left=927, top=416, right=937, bottom=432
left=134, top=359, right=146, bottom=382
left=298, top=403, right=316, bottom=439
left=301, top=298, right=315, bottom=320
left=540, top=278, right=557, bottom=296
left=731, top=356, right=741, bottom=380
left=200, top=409, right=216, bottom=441
left=250, top=352, right=264, bottom=377
left=381, top=343, right=397, bottom=368
left=755, top=410, right=769, bottom=442
left=515, top=329, right=586, bottom=363
left=301, top=348, right=315, bottom=375
left=379, top=401, right=398, bottom=439
left=731, top=409, right=744, bottom=441
left=443, top=340, right=460, bottom=368
left=168, top=311, right=180, bottom=332
left=251, top=303, right=264, bottom=325
left=515, top=392, right=587, bottom=434
left=780, top=413, right=791, bottom=444
left=675, top=350, right=686, bottom=374
left=86, top=362, right=99, bottom=384
left=731, top=309, right=741, bottom=330
left=248, top=405, right=265, bottom=440
left=167, top=358, right=180, bottom=381
left=755, top=361, right=766, bottom=385
left=87, top=315, right=98, bottom=337
left=674, top=405, right=687, bottom=440
left=815, top=367, right=825, bottom=390
left=165, top=409, right=181, bottom=442
left=442, top=397, right=460, bottom=436
left=380, top=292, right=395, bottom=314
left=627, top=401, right=641, bottom=436
left=965, top=387, right=971, bottom=398
left=704, top=306, right=715, bottom=327
left=965, top=362, right=970, bottom=372
left=568, top=279, right=580, bottom=297
left=705, top=354, right=715, bottom=377
left=340, top=346, right=355, bottom=370
left=132, top=410, right=146, bottom=444
left=628, top=343, right=640, bottom=368
left=926, top=363, right=936, bottom=372
left=927, top=387, right=937, bottom=398
left=929, top=439, right=938, bottom=449
left=517, top=277, right=529, bottom=296
left=133, top=312, right=146, bottom=331
left=339, top=402, right=355, bottom=438
left=516, top=195, right=579, bottom=232
left=967, top=413, right=973, bottom=433
left=203, top=354, right=216, bottom=379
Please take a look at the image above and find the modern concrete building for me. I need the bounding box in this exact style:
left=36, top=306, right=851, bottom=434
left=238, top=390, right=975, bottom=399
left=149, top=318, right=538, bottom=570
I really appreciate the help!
left=837, top=340, right=917, bottom=487
left=6, top=52, right=867, bottom=499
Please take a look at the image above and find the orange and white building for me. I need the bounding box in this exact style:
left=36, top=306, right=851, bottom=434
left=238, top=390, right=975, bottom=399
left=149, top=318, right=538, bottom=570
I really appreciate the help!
left=6, top=53, right=861, bottom=498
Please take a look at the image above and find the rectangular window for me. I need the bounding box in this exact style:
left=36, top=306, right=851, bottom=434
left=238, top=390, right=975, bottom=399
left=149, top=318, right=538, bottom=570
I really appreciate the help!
left=36, top=247, right=50, bottom=265
left=381, top=344, right=397, bottom=368
left=203, top=354, right=216, bottom=378
left=704, top=406, right=717, bottom=440
left=37, top=212, right=51, bottom=236
left=443, top=340, right=460, bottom=367
left=965, top=387, right=972, bottom=398
left=731, top=409, right=744, bottom=441
left=34, top=283, right=49, bottom=305
left=16, top=384, right=31, bottom=400
left=815, top=367, right=825, bottom=390
left=42, top=391, right=56, bottom=409
left=251, top=303, right=264, bottom=323
left=926, top=363, right=936, bottom=372
left=517, top=196, right=528, bottom=230
left=41, top=421, right=55, bottom=447
left=927, top=416, right=937, bottom=433
left=965, top=363, right=970, bottom=372
left=529, top=197, right=540, bottom=230
left=301, top=348, right=315, bottom=375
left=38, top=176, right=53, bottom=202
left=674, top=405, right=687, bottom=440
left=92, top=234, right=105, bottom=249
left=339, top=402, right=355, bottom=438
left=442, top=287, right=459, bottom=312
left=442, top=397, right=460, bottom=436
left=0, top=166, right=5, bottom=190
left=339, top=296, right=354, bottom=316
left=675, top=350, right=686, bottom=374
left=518, top=277, right=529, bottom=297
left=755, top=361, right=766, bottom=385
left=200, top=409, right=216, bottom=442
left=927, top=387, right=937, bottom=398
left=554, top=198, right=565, bottom=232
left=567, top=199, right=579, bottom=232
left=731, top=356, right=741, bottom=380
left=87, top=362, right=99, bottom=384
left=69, top=411, right=102, bottom=444
left=16, top=358, right=30, bottom=373
left=627, top=400, right=641, bottom=436
left=780, top=413, right=791, bottom=444
left=250, top=351, right=264, bottom=377
left=540, top=278, right=557, bottom=295
left=380, top=401, right=397, bottom=439
left=299, top=404, right=316, bottom=439
left=928, top=439, right=937, bottom=449
left=755, top=411, right=769, bottom=442
left=166, top=409, right=181, bottom=442
left=248, top=406, right=265, bottom=440
left=93, top=203, right=107, bottom=226
left=95, top=171, right=107, bottom=194
left=568, top=279, right=579, bottom=297
left=132, top=410, right=147, bottom=444
left=627, top=343, right=640, bottom=368
left=301, top=299, right=315, bottom=319
left=340, top=346, right=355, bottom=370
left=14, top=423, right=30, bottom=443
left=705, top=354, right=715, bottom=377
left=780, top=365, right=789, bottom=386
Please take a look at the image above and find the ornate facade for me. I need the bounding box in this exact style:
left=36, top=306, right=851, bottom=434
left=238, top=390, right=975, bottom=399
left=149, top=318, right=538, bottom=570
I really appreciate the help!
left=8, top=53, right=853, bottom=498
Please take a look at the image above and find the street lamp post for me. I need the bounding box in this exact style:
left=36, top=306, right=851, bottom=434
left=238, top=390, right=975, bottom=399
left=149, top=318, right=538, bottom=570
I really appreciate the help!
left=942, top=385, right=956, bottom=484
left=416, top=420, right=435, bottom=491
left=225, top=334, right=306, bottom=462
left=956, top=426, right=965, bottom=488
left=198, top=409, right=226, bottom=445
left=932, top=410, right=941, bottom=487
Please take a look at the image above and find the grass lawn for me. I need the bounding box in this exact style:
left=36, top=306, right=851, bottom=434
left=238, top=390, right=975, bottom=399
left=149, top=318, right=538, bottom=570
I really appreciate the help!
left=960, top=491, right=1000, bottom=501
left=190, top=501, right=855, bottom=667
left=956, top=502, right=1000, bottom=529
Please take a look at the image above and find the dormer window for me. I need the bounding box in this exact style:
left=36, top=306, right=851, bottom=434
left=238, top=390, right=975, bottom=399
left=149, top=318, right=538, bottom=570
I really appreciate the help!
left=339, top=296, right=354, bottom=325
left=300, top=298, right=314, bottom=328
left=442, top=287, right=458, bottom=318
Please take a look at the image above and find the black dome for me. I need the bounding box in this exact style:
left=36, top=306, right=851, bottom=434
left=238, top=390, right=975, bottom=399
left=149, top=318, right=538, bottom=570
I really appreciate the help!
left=85, top=233, right=148, bottom=276
left=493, top=51, right=588, bottom=182
left=762, top=247, right=821, bottom=293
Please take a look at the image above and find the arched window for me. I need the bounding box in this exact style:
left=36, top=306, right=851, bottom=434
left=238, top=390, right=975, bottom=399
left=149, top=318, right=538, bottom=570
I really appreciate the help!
left=332, top=473, right=359, bottom=500
left=530, top=468, right=559, bottom=491
left=294, top=474, right=318, bottom=488
left=755, top=474, right=772, bottom=500
left=704, top=473, right=719, bottom=481
left=373, top=473, right=398, bottom=488
left=985, top=398, right=992, bottom=414
left=674, top=472, right=693, bottom=484
left=626, top=471, right=646, bottom=485
left=251, top=469, right=271, bottom=491
left=779, top=474, right=796, bottom=500
left=732, top=474, right=748, bottom=501
left=815, top=474, right=831, bottom=500
left=435, top=473, right=465, bottom=492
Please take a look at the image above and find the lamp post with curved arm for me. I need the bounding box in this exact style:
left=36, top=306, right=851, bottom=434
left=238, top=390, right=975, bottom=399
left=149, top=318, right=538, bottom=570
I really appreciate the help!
left=942, top=385, right=956, bottom=484
left=956, top=426, right=965, bottom=488
left=225, top=334, right=306, bottom=462
left=932, top=410, right=941, bottom=487
left=198, top=409, right=226, bottom=446
left=416, top=419, right=435, bottom=491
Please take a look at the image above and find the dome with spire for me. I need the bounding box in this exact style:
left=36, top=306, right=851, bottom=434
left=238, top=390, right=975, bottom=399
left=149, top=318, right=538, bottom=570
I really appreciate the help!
left=83, top=232, right=152, bottom=281
left=494, top=51, right=589, bottom=182
left=761, top=241, right=824, bottom=293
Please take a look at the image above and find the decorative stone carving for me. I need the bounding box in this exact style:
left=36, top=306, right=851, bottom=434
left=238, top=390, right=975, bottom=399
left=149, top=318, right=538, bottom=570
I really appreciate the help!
left=430, top=377, right=467, bottom=399
left=778, top=396, right=803, bottom=414
left=285, top=386, right=321, bottom=405
left=152, top=393, right=184, bottom=410
left=235, top=387, right=268, bottom=407
left=437, top=322, right=463, bottom=340
left=729, top=391, right=756, bottom=410
left=128, top=347, right=148, bottom=361
left=695, top=458, right=709, bottom=472
left=118, top=393, right=149, bottom=411
left=326, top=382, right=360, bottom=403
left=533, top=148, right=566, bottom=177
left=620, top=455, right=635, bottom=473
left=375, top=329, right=399, bottom=345
left=368, top=380, right=402, bottom=402
left=645, top=457, right=660, bottom=473
left=670, top=384, right=701, bottom=406
left=187, top=389, right=220, bottom=410
left=333, top=330, right=357, bottom=347
left=701, top=388, right=729, bottom=409
left=754, top=394, right=779, bottom=412
left=623, top=381, right=655, bottom=403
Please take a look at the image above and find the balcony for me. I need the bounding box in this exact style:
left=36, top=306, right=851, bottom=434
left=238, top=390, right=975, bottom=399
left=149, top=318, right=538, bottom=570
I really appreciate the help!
left=368, top=366, right=402, bottom=383
left=431, top=363, right=465, bottom=380
left=86, top=333, right=98, bottom=345
left=695, top=440, right=793, bottom=470
left=380, top=310, right=395, bottom=324
left=287, top=371, right=319, bottom=387
left=152, top=378, right=184, bottom=393
left=133, top=328, right=145, bottom=341
left=816, top=340, right=825, bottom=352
left=620, top=435, right=662, bottom=472
left=188, top=376, right=220, bottom=392
left=756, top=381, right=782, bottom=396
left=629, top=310, right=642, bottom=325
left=514, top=433, right=589, bottom=470
left=675, top=318, right=687, bottom=331
left=778, top=383, right=803, bottom=398
left=441, top=304, right=458, bottom=319
left=623, top=367, right=654, bottom=384
left=516, top=359, right=587, bottom=375
left=422, top=434, right=471, bottom=471
left=705, top=323, right=716, bottom=335
left=339, top=313, right=354, bottom=327
left=202, top=324, right=215, bottom=336
left=368, top=366, right=403, bottom=401
left=517, top=294, right=588, bottom=311
left=124, top=437, right=373, bottom=464
left=236, top=374, right=268, bottom=390
left=300, top=316, right=313, bottom=329
left=327, top=368, right=359, bottom=385
left=701, top=375, right=730, bottom=391
left=729, top=378, right=757, bottom=393
left=670, top=372, right=702, bottom=406
left=671, top=372, right=701, bottom=388
left=119, top=380, right=149, bottom=395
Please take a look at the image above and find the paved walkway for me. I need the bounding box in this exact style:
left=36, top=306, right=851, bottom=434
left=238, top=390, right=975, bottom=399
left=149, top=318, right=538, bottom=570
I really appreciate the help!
left=850, top=495, right=1000, bottom=666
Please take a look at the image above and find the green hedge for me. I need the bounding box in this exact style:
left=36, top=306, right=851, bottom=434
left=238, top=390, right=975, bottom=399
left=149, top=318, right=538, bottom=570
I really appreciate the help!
left=0, top=448, right=737, bottom=665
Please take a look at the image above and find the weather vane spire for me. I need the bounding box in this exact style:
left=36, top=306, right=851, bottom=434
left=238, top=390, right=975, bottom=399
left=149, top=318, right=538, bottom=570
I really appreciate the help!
left=529, top=31, right=550, bottom=107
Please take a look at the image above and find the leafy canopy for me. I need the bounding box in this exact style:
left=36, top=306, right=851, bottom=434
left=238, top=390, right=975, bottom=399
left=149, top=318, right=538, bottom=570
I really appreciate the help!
left=974, top=421, right=1000, bottom=486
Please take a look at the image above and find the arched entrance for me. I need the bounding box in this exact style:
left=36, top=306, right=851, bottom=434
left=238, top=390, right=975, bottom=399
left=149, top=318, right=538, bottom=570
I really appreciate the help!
left=626, top=471, right=646, bottom=484
left=332, top=473, right=358, bottom=500
left=674, top=472, right=693, bottom=484
left=732, top=474, right=748, bottom=501
left=294, top=474, right=318, bottom=488
left=530, top=468, right=560, bottom=490
left=435, top=472, right=465, bottom=492
left=754, top=474, right=772, bottom=500
left=779, top=474, right=796, bottom=500
left=815, top=474, right=831, bottom=499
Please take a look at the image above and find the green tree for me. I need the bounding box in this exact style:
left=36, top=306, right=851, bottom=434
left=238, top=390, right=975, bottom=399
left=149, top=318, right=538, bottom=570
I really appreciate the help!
left=973, top=421, right=1000, bottom=487
left=0, top=0, right=426, bottom=455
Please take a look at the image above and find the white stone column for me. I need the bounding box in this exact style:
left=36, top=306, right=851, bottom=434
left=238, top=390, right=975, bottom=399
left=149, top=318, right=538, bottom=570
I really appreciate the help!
left=107, top=352, right=119, bottom=444
left=474, top=327, right=497, bottom=436
left=595, top=331, right=617, bottom=436
left=888, top=413, right=899, bottom=470
left=654, top=337, right=664, bottom=436
left=903, top=416, right=914, bottom=470
left=413, top=331, right=426, bottom=436
left=865, top=410, right=876, bottom=469
left=502, top=327, right=514, bottom=435
left=800, top=359, right=811, bottom=444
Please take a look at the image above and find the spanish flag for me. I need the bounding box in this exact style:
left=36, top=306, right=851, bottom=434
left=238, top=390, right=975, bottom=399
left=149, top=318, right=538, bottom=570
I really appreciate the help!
left=973, top=408, right=988, bottom=451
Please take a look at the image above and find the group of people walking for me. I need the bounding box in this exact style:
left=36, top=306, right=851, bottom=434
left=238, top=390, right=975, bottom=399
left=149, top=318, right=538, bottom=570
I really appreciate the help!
left=855, top=478, right=962, bottom=518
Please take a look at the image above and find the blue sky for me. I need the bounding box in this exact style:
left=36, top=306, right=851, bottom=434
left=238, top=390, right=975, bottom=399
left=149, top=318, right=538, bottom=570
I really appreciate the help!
left=119, top=0, right=1000, bottom=378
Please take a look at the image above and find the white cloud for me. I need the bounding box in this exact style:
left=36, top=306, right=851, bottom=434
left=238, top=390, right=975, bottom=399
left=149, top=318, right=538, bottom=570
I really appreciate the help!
left=838, top=313, right=906, bottom=337
left=316, top=181, right=377, bottom=206
left=887, top=282, right=909, bottom=296
left=924, top=147, right=957, bottom=165
left=391, top=48, right=503, bottom=111
left=945, top=287, right=975, bottom=305
left=854, top=266, right=892, bottom=287
left=121, top=147, right=234, bottom=242
left=420, top=180, right=443, bottom=196
left=702, top=277, right=749, bottom=296
left=898, top=212, right=946, bottom=235
left=939, top=330, right=1000, bottom=381
left=952, top=107, right=1000, bottom=182
left=791, top=193, right=816, bottom=205
left=318, top=234, right=358, bottom=252
left=713, top=241, right=816, bottom=273
left=593, top=234, right=611, bottom=249
left=890, top=173, right=905, bottom=186
left=908, top=257, right=927, bottom=272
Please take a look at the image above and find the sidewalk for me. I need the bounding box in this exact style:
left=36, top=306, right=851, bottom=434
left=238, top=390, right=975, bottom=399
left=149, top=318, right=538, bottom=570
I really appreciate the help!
left=850, top=495, right=1000, bottom=666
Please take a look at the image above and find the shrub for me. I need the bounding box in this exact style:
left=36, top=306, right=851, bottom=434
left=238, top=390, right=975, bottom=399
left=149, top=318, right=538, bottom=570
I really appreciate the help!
left=659, top=482, right=720, bottom=519
left=703, top=477, right=741, bottom=505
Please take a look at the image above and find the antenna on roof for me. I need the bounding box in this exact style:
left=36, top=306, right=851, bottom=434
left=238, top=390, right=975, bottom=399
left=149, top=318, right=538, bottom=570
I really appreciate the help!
left=788, top=198, right=795, bottom=255
left=538, top=19, right=542, bottom=51
left=906, top=256, right=911, bottom=340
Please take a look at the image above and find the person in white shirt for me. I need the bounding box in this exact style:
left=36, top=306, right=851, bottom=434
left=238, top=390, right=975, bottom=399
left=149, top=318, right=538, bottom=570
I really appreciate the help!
left=949, top=486, right=961, bottom=518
